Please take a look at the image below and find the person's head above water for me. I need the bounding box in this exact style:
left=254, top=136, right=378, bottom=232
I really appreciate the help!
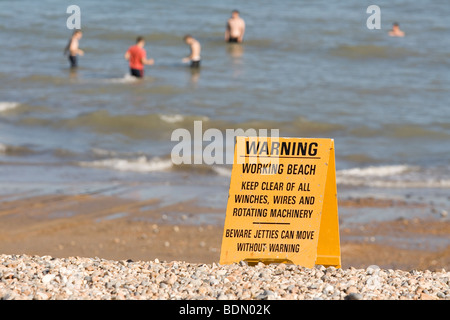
left=389, top=22, right=405, bottom=37
left=136, top=36, right=145, bottom=46
left=183, top=34, right=194, bottom=44
left=72, top=29, right=82, bottom=39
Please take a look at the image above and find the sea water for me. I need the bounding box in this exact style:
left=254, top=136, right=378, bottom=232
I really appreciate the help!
left=0, top=0, right=449, bottom=226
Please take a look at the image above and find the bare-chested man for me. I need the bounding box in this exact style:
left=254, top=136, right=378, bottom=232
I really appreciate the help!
left=388, top=22, right=405, bottom=37
left=225, top=10, right=245, bottom=43
left=64, top=29, right=84, bottom=69
left=182, top=35, right=201, bottom=68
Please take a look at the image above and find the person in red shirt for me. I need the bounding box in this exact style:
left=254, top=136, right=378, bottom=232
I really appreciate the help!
left=124, top=36, right=154, bottom=78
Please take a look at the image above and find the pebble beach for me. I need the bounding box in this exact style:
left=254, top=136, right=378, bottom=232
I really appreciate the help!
left=1, top=254, right=449, bottom=300
left=0, top=193, right=449, bottom=302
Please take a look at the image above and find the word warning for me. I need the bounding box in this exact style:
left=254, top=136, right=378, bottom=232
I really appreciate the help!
left=219, top=137, right=341, bottom=268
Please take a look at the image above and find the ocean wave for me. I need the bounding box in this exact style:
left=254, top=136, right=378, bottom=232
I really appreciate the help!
left=103, top=74, right=140, bottom=84
left=78, top=156, right=173, bottom=173
left=79, top=152, right=235, bottom=177
left=12, top=110, right=349, bottom=142
left=56, top=110, right=212, bottom=139
left=336, top=165, right=450, bottom=188
left=337, top=165, right=413, bottom=177
left=160, top=114, right=186, bottom=124
left=0, top=142, right=34, bottom=156
left=0, top=102, right=20, bottom=112
left=212, top=166, right=232, bottom=177
left=159, top=114, right=209, bottom=124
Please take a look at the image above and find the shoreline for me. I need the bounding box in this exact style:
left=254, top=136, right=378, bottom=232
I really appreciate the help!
left=0, top=193, right=448, bottom=271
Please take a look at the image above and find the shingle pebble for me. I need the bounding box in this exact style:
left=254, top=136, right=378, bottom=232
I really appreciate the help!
left=0, top=254, right=448, bottom=300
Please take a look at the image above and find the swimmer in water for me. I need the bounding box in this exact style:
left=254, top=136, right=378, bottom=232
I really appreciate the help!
left=388, top=22, right=405, bottom=37
left=64, top=29, right=84, bottom=69
left=182, top=35, right=201, bottom=68
left=124, top=36, right=155, bottom=78
left=225, top=10, right=246, bottom=43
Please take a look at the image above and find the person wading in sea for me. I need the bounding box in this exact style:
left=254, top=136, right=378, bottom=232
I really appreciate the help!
left=124, top=36, right=155, bottom=78
left=64, top=29, right=84, bottom=69
left=225, top=10, right=246, bottom=43
left=388, top=22, right=405, bottom=37
left=182, top=35, right=201, bottom=68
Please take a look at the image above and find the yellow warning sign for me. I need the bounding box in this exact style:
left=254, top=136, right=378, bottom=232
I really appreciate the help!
left=219, top=136, right=341, bottom=268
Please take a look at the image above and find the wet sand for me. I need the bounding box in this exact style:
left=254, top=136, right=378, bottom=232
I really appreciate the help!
left=0, top=193, right=448, bottom=271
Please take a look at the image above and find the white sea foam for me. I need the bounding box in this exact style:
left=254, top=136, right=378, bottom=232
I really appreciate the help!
left=337, top=165, right=413, bottom=177
left=159, top=114, right=209, bottom=124
left=159, top=114, right=185, bottom=123
left=105, top=74, right=139, bottom=84
left=79, top=156, right=173, bottom=172
left=0, top=102, right=20, bottom=112
left=336, top=165, right=450, bottom=188
left=212, top=166, right=232, bottom=177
